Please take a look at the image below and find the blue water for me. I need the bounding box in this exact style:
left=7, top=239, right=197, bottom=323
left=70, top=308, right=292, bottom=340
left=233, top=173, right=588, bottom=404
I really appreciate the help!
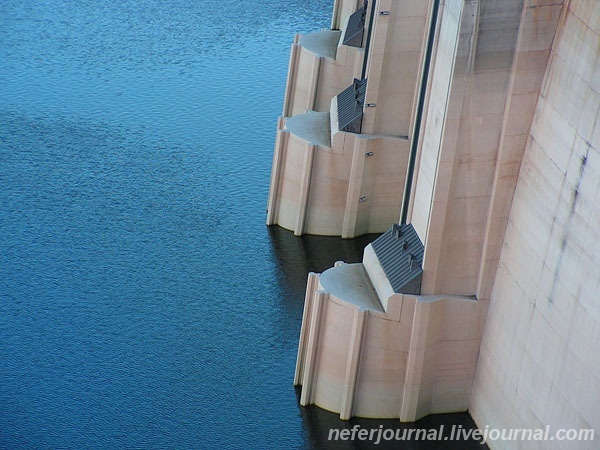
left=0, top=1, right=485, bottom=449
left=1, top=1, right=330, bottom=448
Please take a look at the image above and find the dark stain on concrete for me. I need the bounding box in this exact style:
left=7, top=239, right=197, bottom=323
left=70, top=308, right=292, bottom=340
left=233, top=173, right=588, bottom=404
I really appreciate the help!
left=548, top=145, right=589, bottom=303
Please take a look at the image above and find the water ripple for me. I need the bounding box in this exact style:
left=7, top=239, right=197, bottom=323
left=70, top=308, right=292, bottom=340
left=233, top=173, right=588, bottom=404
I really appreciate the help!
left=0, top=1, right=396, bottom=449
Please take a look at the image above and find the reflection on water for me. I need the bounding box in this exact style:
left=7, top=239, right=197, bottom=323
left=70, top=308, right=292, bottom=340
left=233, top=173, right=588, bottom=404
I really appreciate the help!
left=267, top=226, right=380, bottom=298
left=267, top=227, right=380, bottom=274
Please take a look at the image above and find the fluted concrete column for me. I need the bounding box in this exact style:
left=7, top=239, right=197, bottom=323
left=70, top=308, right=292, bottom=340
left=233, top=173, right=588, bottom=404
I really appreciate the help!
left=300, top=290, right=328, bottom=406
left=294, top=272, right=320, bottom=386
left=331, top=0, right=363, bottom=30
left=294, top=144, right=316, bottom=236
left=283, top=35, right=301, bottom=117
left=360, top=0, right=393, bottom=134
left=331, top=0, right=342, bottom=29
left=399, top=299, right=429, bottom=422
left=342, top=137, right=368, bottom=238
left=266, top=117, right=289, bottom=226
left=307, top=56, right=323, bottom=111
left=340, top=308, right=367, bottom=419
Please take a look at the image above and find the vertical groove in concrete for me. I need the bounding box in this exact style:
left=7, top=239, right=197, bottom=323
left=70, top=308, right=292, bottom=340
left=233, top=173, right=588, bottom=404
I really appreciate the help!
left=402, top=0, right=435, bottom=228
left=339, top=308, right=367, bottom=420
left=308, top=56, right=323, bottom=111
left=294, top=144, right=316, bottom=236
left=266, top=121, right=289, bottom=226
left=475, top=0, right=565, bottom=301
left=360, top=0, right=392, bottom=134
left=294, top=273, right=319, bottom=386
left=361, top=0, right=377, bottom=80
left=332, top=0, right=363, bottom=31
left=283, top=38, right=301, bottom=117
left=331, top=0, right=342, bottom=30
left=300, top=290, right=328, bottom=406
left=342, top=137, right=368, bottom=238
left=402, top=0, right=442, bottom=226
left=399, top=300, right=429, bottom=422
left=419, top=0, right=468, bottom=295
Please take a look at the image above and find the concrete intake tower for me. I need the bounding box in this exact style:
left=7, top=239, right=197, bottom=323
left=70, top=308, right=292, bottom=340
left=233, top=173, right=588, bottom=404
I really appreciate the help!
left=267, top=0, right=600, bottom=446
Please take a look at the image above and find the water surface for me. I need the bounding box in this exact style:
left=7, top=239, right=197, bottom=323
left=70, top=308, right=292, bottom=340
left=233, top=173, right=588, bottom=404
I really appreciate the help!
left=1, top=1, right=332, bottom=447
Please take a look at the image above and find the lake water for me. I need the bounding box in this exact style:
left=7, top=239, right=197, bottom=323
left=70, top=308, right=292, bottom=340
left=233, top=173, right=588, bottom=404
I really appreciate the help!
left=0, top=1, right=485, bottom=448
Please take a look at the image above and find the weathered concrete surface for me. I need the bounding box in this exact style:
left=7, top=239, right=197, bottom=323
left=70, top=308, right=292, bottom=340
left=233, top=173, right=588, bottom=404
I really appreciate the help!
left=470, top=1, right=600, bottom=448
left=409, top=0, right=527, bottom=297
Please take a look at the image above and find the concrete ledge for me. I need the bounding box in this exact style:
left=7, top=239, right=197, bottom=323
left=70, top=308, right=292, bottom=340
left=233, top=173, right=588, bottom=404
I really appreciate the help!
left=319, top=263, right=384, bottom=313
left=285, top=111, right=331, bottom=147
left=299, top=30, right=341, bottom=60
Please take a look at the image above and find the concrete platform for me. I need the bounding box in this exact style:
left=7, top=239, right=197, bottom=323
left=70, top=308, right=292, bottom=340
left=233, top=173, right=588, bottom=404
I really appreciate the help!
left=319, top=263, right=384, bottom=313
left=299, top=30, right=341, bottom=60
left=285, top=111, right=331, bottom=147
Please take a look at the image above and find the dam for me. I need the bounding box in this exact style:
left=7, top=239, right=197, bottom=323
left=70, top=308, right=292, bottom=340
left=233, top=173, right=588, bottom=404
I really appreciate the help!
left=268, top=0, right=600, bottom=447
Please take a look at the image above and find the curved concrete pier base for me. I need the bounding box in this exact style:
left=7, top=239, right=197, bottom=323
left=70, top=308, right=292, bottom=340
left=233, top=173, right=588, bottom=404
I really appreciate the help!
left=294, top=247, right=485, bottom=421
